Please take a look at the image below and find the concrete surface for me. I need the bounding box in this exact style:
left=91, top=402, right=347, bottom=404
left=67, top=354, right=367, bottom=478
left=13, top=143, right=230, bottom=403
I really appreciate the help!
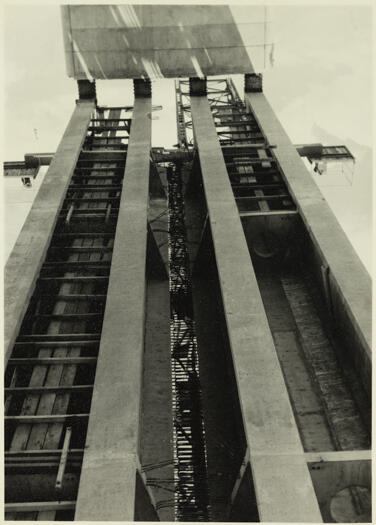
left=256, top=274, right=336, bottom=452
left=140, top=278, right=174, bottom=521
left=61, top=5, right=262, bottom=79
left=4, top=101, right=94, bottom=366
left=281, top=273, right=370, bottom=450
left=245, top=93, right=372, bottom=396
left=75, top=95, right=152, bottom=520
left=190, top=94, right=322, bottom=522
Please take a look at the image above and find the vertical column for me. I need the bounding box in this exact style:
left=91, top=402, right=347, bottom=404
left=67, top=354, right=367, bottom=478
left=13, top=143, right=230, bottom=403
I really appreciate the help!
left=244, top=74, right=371, bottom=394
left=189, top=79, right=322, bottom=522
left=75, top=80, right=153, bottom=521
left=4, top=99, right=94, bottom=366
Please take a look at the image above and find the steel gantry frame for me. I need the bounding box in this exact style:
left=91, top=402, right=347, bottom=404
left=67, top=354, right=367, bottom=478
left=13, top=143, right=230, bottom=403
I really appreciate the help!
left=168, top=162, right=211, bottom=521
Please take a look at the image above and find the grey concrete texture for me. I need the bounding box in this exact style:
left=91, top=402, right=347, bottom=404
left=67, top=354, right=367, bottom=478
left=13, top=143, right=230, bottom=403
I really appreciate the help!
left=4, top=101, right=94, bottom=366
left=75, top=96, right=152, bottom=520
left=141, top=279, right=174, bottom=521
left=190, top=95, right=322, bottom=522
left=330, top=273, right=372, bottom=398
left=61, top=5, right=256, bottom=79
left=256, top=274, right=337, bottom=452
left=245, top=93, right=371, bottom=378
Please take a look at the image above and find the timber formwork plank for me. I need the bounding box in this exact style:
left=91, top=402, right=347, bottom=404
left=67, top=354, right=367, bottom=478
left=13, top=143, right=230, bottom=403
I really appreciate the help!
left=4, top=109, right=128, bottom=521
left=75, top=95, right=153, bottom=521
left=5, top=101, right=94, bottom=366
left=190, top=94, right=322, bottom=522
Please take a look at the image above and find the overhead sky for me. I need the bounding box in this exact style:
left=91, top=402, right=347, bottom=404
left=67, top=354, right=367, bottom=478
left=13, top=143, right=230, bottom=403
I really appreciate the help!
left=3, top=3, right=373, bottom=274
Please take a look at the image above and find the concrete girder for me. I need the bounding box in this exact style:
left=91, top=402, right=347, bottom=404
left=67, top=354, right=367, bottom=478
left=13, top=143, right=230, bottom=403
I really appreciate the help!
left=189, top=89, right=322, bottom=522
left=244, top=91, right=372, bottom=399
left=74, top=91, right=153, bottom=521
left=4, top=101, right=94, bottom=367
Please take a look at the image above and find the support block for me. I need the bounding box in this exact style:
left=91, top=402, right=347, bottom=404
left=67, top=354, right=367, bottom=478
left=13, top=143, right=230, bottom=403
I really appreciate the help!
left=244, top=73, right=263, bottom=93
left=189, top=77, right=207, bottom=96
left=77, top=79, right=96, bottom=101
left=134, top=78, right=152, bottom=98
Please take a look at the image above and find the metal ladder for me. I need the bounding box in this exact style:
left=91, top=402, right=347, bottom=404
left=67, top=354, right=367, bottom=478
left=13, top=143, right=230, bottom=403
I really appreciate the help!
left=168, top=163, right=211, bottom=521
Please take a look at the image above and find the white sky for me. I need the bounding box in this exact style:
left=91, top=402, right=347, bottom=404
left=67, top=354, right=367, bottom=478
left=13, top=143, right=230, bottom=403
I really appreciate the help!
left=3, top=4, right=373, bottom=274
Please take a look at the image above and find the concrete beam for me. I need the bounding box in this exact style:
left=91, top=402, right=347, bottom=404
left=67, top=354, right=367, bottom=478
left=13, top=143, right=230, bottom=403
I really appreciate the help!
left=61, top=5, right=263, bottom=79
left=190, top=93, right=322, bottom=522
left=140, top=277, right=173, bottom=521
left=74, top=89, right=152, bottom=521
left=244, top=92, right=371, bottom=392
left=4, top=101, right=94, bottom=366
left=305, top=450, right=371, bottom=463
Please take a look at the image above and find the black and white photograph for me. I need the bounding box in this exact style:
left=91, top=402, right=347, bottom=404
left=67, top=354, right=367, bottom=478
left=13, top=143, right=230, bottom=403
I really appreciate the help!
left=3, top=3, right=372, bottom=523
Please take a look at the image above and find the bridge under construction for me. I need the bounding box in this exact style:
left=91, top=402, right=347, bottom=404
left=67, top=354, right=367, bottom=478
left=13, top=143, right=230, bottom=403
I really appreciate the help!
left=4, top=5, right=371, bottom=522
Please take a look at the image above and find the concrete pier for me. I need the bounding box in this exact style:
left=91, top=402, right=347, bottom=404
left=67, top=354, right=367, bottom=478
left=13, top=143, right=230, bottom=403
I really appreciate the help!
left=75, top=91, right=154, bottom=520
left=4, top=101, right=94, bottom=366
left=190, top=93, right=322, bottom=522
